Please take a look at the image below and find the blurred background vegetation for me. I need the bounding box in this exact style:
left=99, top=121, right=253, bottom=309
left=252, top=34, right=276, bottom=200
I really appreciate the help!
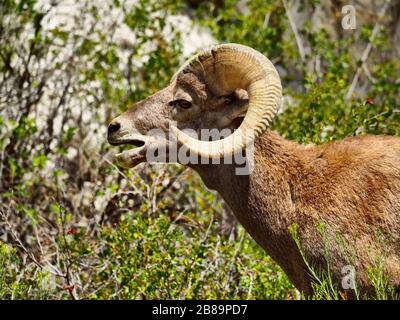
left=0, top=0, right=399, bottom=299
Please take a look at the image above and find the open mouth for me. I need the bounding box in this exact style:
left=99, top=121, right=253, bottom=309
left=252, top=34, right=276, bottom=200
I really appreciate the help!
left=109, top=139, right=145, bottom=148
left=108, top=134, right=149, bottom=168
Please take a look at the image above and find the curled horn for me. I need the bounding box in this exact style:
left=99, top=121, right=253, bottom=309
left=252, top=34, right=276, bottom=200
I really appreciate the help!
left=171, top=43, right=282, bottom=158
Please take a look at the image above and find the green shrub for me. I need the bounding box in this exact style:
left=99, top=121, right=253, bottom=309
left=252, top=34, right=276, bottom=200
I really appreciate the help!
left=92, top=212, right=295, bottom=299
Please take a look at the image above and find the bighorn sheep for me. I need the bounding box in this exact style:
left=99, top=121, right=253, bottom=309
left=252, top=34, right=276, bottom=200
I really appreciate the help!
left=107, top=43, right=400, bottom=297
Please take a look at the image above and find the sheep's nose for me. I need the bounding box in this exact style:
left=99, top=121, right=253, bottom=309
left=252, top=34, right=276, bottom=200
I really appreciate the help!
left=108, top=121, right=121, bottom=136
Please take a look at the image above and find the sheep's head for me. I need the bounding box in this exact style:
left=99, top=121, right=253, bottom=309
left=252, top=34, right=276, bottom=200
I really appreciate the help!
left=107, top=43, right=282, bottom=168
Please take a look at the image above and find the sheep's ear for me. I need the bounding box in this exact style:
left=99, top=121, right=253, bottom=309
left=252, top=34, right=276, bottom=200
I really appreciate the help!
left=226, top=96, right=249, bottom=121
left=232, top=89, right=248, bottom=100
left=215, top=100, right=248, bottom=128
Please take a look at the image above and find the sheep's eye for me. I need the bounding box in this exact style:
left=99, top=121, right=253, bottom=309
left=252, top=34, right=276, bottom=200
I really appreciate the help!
left=169, top=99, right=192, bottom=109
left=225, top=92, right=237, bottom=105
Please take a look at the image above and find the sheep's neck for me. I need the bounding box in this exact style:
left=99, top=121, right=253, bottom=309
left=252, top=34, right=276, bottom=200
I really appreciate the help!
left=190, top=129, right=308, bottom=287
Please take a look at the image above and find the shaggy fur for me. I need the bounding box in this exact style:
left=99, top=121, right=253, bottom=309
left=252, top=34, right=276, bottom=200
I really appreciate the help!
left=191, top=130, right=400, bottom=297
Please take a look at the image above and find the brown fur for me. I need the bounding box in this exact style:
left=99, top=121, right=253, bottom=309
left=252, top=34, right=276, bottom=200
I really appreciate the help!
left=191, top=131, right=400, bottom=297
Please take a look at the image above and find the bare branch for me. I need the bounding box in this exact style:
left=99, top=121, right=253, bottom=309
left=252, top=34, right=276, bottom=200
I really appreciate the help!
left=345, top=0, right=391, bottom=101
left=282, top=0, right=306, bottom=62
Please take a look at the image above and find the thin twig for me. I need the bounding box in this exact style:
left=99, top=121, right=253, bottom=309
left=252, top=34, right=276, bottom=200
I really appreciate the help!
left=345, top=0, right=391, bottom=101
left=262, top=11, right=271, bottom=29
left=0, top=207, right=43, bottom=270
left=282, top=0, right=306, bottom=62
left=101, top=151, right=145, bottom=196
left=362, top=64, right=377, bottom=83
